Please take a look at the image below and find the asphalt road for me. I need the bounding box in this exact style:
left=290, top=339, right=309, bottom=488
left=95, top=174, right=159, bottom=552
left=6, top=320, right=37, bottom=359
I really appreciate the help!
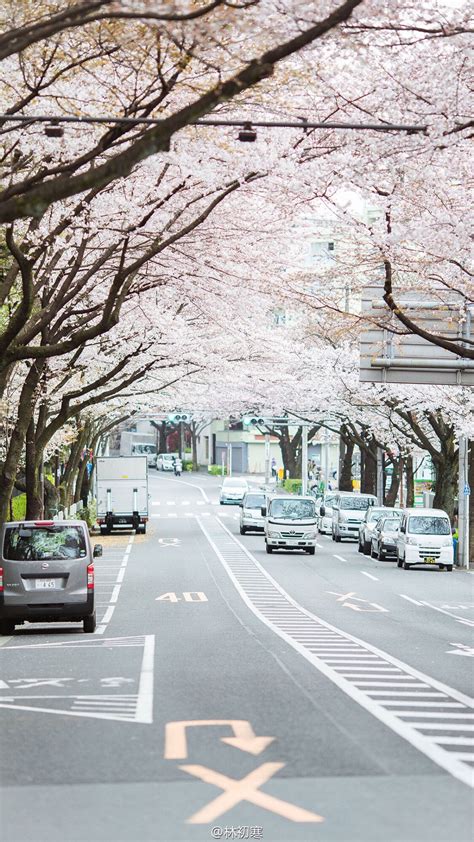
left=1, top=472, right=473, bottom=842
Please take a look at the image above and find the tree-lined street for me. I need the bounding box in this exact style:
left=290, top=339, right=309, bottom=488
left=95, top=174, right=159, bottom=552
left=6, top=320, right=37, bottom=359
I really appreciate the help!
left=1, top=473, right=472, bottom=841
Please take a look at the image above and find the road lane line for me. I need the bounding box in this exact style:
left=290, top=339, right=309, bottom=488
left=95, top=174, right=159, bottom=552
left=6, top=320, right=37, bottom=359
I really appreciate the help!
left=361, top=571, right=379, bottom=581
left=399, top=594, right=424, bottom=606
left=101, top=605, right=115, bottom=624
left=156, top=476, right=210, bottom=502
left=333, top=554, right=347, bottom=562
left=135, top=634, right=155, bottom=724
left=110, top=584, right=121, bottom=603
left=421, top=601, right=474, bottom=627
left=197, top=516, right=474, bottom=789
left=116, top=568, right=126, bottom=583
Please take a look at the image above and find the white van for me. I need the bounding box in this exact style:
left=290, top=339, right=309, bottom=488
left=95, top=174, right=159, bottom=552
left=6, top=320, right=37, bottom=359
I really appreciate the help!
left=331, top=492, right=377, bottom=542
left=396, top=508, right=453, bottom=571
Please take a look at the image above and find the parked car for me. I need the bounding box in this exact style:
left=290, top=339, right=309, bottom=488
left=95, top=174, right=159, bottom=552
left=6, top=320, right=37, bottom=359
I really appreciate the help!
left=332, top=492, right=378, bottom=542
left=370, top=515, right=401, bottom=560
left=358, top=506, right=402, bottom=554
left=157, top=453, right=179, bottom=471
left=396, top=508, right=453, bottom=571
left=0, top=520, right=101, bottom=636
left=220, top=477, right=249, bottom=505
left=239, top=491, right=267, bottom=534
left=318, top=493, right=337, bottom=534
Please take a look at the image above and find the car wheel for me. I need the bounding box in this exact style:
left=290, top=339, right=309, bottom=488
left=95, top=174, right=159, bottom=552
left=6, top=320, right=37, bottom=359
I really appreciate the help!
left=306, top=547, right=315, bottom=556
left=239, top=525, right=246, bottom=535
left=83, top=612, right=96, bottom=634
left=371, top=543, right=377, bottom=558
left=363, top=540, right=371, bottom=555
left=396, top=552, right=403, bottom=568
left=446, top=565, right=453, bottom=572
left=265, top=543, right=273, bottom=554
left=403, top=560, right=410, bottom=570
left=335, top=532, right=341, bottom=543
left=377, top=547, right=385, bottom=561
left=358, top=538, right=364, bottom=553
left=0, top=620, right=15, bottom=636
left=100, top=527, right=108, bottom=536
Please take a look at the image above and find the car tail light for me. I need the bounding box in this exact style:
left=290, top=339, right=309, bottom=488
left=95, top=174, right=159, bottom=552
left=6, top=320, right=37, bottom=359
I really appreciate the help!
left=87, top=565, right=94, bottom=590
left=97, top=518, right=104, bottom=524
left=34, top=521, right=54, bottom=526
left=0, top=567, right=3, bottom=592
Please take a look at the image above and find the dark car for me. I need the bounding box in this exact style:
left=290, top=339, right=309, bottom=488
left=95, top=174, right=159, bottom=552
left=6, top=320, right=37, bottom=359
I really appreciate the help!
left=370, top=515, right=401, bottom=560
left=0, top=520, right=102, bottom=635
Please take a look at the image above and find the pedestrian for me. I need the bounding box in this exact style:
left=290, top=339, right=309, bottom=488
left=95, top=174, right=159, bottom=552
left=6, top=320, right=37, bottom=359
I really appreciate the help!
left=271, top=457, right=277, bottom=478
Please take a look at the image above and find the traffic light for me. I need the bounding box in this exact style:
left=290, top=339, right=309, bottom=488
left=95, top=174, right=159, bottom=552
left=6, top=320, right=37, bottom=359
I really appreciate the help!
left=243, top=416, right=266, bottom=426
left=167, top=412, right=191, bottom=424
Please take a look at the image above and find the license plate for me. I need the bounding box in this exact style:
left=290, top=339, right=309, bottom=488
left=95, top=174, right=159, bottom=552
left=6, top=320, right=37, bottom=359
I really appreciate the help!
left=118, top=519, right=127, bottom=524
left=35, top=579, right=56, bottom=589
left=424, top=557, right=436, bottom=564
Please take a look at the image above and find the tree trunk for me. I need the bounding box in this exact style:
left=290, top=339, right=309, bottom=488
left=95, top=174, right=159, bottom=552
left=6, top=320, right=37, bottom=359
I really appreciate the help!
left=405, top=456, right=415, bottom=508
left=384, top=457, right=401, bottom=507
left=360, top=448, right=376, bottom=495
left=432, top=454, right=458, bottom=520
left=339, top=434, right=354, bottom=492
left=278, top=428, right=301, bottom=479
left=25, top=417, right=43, bottom=519
left=0, top=362, right=42, bottom=524
left=191, top=423, right=198, bottom=471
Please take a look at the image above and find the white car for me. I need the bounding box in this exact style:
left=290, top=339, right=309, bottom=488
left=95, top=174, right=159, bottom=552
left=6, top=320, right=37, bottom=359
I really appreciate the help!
left=157, top=453, right=178, bottom=471
left=396, top=508, right=453, bottom=571
left=220, top=477, right=249, bottom=505
left=239, top=491, right=266, bottom=534
left=318, top=493, right=337, bottom=534
left=358, top=506, right=402, bottom=554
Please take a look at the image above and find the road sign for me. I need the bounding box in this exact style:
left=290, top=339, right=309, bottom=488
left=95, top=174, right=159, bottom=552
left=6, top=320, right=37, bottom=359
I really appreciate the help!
left=463, top=484, right=471, bottom=496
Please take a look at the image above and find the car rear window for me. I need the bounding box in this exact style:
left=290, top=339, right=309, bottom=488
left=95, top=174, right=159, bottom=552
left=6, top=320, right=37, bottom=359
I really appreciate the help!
left=4, top=525, right=87, bottom=561
left=244, top=495, right=266, bottom=508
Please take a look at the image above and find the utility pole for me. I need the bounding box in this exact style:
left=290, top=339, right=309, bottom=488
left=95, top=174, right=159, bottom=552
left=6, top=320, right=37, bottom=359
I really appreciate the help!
left=457, top=435, right=470, bottom=568
left=301, top=425, right=308, bottom=496
left=264, top=433, right=271, bottom=487
left=179, top=421, right=184, bottom=460
left=376, top=447, right=384, bottom=505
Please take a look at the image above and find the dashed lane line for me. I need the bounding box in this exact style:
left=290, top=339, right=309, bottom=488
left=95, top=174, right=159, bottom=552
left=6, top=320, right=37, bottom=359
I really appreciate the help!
left=399, top=594, right=424, bottom=606
left=361, top=572, right=379, bottom=582
left=197, top=516, right=474, bottom=789
left=333, top=554, right=347, bottom=563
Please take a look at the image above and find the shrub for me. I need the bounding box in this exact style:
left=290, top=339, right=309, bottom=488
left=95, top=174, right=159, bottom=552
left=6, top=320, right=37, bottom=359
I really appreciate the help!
left=9, top=493, right=26, bottom=521
left=283, top=479, right=302, bottom=495
left=183, top=462, right=197, bottom=471
left=76, top=500, right=97, bottom=531
left=208, top=464, right=227, bottom=476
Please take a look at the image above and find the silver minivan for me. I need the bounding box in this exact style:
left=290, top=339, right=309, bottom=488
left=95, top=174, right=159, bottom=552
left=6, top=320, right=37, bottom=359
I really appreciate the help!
left=0, top=520, right=101, bottom=635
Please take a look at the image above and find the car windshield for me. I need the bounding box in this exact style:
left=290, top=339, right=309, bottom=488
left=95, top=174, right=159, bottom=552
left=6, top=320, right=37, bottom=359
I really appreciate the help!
left=269, top=499, right=315, bottom=520
left=4, top=525, right=87, bottom=561
left=380, top=518, right=400, bottom=532
left=368, top=508, right=386, bottom=522
left=324, top=496, right=336, bottom=507
left=408, top=516, right=450, bottom=535
left=244, top=495, right=266, bottom=509
left=134, top=444, right=156, bottom=454
left=339, top=497, right=374, bottom=510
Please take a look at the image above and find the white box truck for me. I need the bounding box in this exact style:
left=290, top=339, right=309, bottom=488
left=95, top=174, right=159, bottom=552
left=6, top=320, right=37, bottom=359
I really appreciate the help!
left=120, top=431, right=157, bottom=467
left=95, top=456, right=149, bottom=535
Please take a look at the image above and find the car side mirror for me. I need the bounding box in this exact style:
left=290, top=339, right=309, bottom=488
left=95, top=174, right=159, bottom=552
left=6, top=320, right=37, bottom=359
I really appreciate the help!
left=320, top=506, right=325, bottom=517
left=93, top=544, right=103, bottom=557
left=239, top=502, right=243, bottom=508
left=261, top=506, right=267, bottom=517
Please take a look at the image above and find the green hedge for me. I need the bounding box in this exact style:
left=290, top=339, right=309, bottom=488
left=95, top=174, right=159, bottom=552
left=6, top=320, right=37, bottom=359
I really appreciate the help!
left=76, top=500, right=97, bottom=531
left=283, top=479, right=302, bottom=495
left=208, top=464, right=227, bottom=476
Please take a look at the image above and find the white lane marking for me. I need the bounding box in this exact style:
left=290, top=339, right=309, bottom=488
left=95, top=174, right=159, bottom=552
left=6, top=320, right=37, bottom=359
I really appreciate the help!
left=361, top=572, right=379, bottom=582
left=152, top=502, right=161, bottom=506
left=116, top=568, right=126, bottom=583
left=333, top=555, right=347, bottom=563
left=395, top=713, right=474, bottom=719
left=433, top=737, right=474, bottom=745
left=382, top=701, right=465, bottom=707
left=166, top=501, right=176, bottom=506
left=102, top=606, right=115, bottom=624
left=316, top=543, right=323, bottom=548
left=198, top=517, right=474, bottom=789
left=421, top=601, right=474, bottom=628
left=95, top=625, right=106, bottom=635
left=136, top=634, right=155, bottom=724
left=400, top=594, right=424, bottom=606
left=110, top=585, right=121, bottom=603
left=406, top=723, right=474, bottom=731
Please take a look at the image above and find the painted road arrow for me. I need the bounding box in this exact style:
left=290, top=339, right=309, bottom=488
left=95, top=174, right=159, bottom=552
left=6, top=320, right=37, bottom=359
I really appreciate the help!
left=165, top=719, right=275, bottom=758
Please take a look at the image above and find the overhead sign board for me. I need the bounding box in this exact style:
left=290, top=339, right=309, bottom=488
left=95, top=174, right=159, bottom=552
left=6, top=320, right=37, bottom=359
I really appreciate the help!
left=359, top=284, right=474, bottom=386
